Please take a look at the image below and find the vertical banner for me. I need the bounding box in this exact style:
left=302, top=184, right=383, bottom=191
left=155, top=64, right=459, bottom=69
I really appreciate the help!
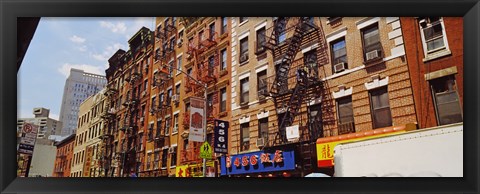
left=18, top=122, right=39, bottom=155
left=83, top=146, right=93, bottom=177
left=189, top=97, right=205, bottom=142
left=214, top=119, right=229, bottom=154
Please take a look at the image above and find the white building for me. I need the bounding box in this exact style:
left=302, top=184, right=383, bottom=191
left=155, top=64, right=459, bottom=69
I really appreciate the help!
left=58, top=68, right=107, bottom=136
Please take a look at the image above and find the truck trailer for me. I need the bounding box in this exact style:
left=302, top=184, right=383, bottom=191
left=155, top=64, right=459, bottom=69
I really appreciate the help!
left=333, top=123, right=463, bottom=177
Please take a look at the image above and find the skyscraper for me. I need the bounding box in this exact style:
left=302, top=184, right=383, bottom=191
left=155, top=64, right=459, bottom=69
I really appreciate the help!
left=58, top=68, right=107, bottom=136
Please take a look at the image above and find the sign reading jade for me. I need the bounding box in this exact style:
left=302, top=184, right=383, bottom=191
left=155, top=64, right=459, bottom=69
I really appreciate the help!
left=220, top=150, right=295, bottom=175
left=189, top=97, right=205, bottom=142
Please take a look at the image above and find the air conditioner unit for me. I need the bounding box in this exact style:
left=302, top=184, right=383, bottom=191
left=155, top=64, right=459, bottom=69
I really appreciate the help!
left=172, top=94, right=180, bottom=103
left=168, top=147, right=175, bottom=154
left=240, top=53, right=248, bottom=62
left=333, top=62, right=346, bottom=73
left=141, top=91, right=146, bottom=97
left=366, top=50, right=380, bottom=61
left=256, top=138, right=265, bottom=148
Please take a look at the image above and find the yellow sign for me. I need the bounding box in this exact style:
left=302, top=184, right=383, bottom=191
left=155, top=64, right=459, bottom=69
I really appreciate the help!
left=175, top=165, right=190, bottom=177
left=175, top=162, right=215, bottom=177
left=316, top=123, right=417, bottom=167
left=199, top=141, right=212, bottom=159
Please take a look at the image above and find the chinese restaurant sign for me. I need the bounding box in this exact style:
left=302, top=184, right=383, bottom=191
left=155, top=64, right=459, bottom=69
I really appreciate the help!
left=220, top=150, right=295, bottom=175
left=316, top=130, right=408, bottom=167
left=189, top=97, right=205, bottom=142
left=214, top=119, right=228, bottom=154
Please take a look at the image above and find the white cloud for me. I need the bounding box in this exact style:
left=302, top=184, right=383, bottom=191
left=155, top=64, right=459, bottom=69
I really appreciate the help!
left=99, top=21, right=127, bottom=34
left=78, top=45, right=87, bottom=52
left=70, top=35, right=86, bottom=44
left=91, top=43, right=125, bottom=62
left=49, top=113, right=60, bottom=120
left=58, top=63, right=105, bottom=77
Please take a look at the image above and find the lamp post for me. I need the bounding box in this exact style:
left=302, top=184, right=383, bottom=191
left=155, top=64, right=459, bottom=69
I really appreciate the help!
left=156, top=64, right=208, bottom=177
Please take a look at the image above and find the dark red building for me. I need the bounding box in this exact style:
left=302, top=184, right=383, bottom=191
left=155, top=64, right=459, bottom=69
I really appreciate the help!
left=401, top=17, right=463, bottom=128
left=53, top=134, right=75, bottom=177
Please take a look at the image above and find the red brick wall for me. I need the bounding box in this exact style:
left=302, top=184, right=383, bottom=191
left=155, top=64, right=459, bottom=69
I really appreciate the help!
left=400, top=17, right=463, bottom=128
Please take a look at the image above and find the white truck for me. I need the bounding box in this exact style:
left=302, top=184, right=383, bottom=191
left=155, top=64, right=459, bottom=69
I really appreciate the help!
left=333, top=123, right=463, bottom=177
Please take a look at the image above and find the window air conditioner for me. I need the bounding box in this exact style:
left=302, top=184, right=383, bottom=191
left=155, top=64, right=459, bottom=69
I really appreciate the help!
left=366, top=50, right=380, bottom=61
left=240, top=53, right=248, bottom=62
left=168, top=147, right=175, bottom=154
left=256, top=137, right=265, bottom=148
left=333, top=62, right=346, bottom=73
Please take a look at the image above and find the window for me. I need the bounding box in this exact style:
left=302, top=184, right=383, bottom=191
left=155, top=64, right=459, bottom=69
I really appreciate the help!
left=336, top=96, right=355, bottom=134
left=220, top=48, right=227, bottom=71
left=275, top=17, right=287, bottom=43
left=240, top=123, right=250, bottom=151
left=331, top=38, right=348, bottom=72
left=220, top=88, right=227, bottom=112
left=143, top=80, right=148, bottom=92
left=239, top=17, right=248, bottom=23
left=256, top=27, right=266, bottom=53
left=147, top=153, right=151, bottom=170
left=173, top=114, right=179, bottom=134
left=170, top=147, right=177, bottom=166
left=165, top=117, right=170, bottom=135
left=199, top=30, right=204, bottom=42
left=430, top=75, right=462, bottom=125
left=209, top=22, right=215, bottom=40
left=207, top=93, right=214, bottom=117
left=151, top=96, right=156, bottom=110
left=239, top=37, right=249, bottom=63
left=176, top=56, right=182, bottom=74
left=361, top=24, right=382, bottom=62
left=156, top=119, right=162, bottom=136
left=159, top=93, right=164, bottom=107
left=148, top=123, right=154, bottom=140
left=154, top=151, right=160, bottom=170
left=240, top=77, right=249, bottom=104
left=420, top=17, right=448, bottom=55
left=161, top=149, right=168, bottom=168
left=257, top=70, right=267, bottom=99
left=208, top=55, right=215, bottom=76
left=221, top=17, right=227, bottom=34
left=258, top=118, right=268, bottom=140
left=369, top=87, right=392, bottom=129
left=167, top=89, right=172, bottom=104
left=175, top=84, right=181, bottom=95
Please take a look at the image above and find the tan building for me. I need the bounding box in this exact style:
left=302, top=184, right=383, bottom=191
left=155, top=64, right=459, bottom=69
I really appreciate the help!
left=224, top=17, right=417, bottom=177
left=71, top=89, right=107, bottom=177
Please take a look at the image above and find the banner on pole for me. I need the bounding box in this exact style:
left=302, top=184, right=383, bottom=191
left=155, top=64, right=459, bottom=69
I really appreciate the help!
left=189, top=97, right=205, bottom=142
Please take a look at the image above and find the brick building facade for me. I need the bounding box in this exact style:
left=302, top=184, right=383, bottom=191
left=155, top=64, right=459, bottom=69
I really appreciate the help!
left=52, top=134, right=75, bottom=177
left=400, top=17, right=463, bottom=128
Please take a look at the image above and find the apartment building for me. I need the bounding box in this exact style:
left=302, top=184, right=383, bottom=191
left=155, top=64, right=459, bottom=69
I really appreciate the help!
left=53, top=134, right=75, bottom=177
left=400, top=17, right=463, bottom=128
left=166, top=17, right=233, bottom=177
left=59, top=68, right=107, bottom=136
left=103, top=27, right=154, bottom=177
left=71, top=89, right=107, bottom=177
left=221, top=17, right=418, bottom=177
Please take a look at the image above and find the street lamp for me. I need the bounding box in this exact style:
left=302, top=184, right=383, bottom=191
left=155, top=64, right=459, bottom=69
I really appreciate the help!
left=156, top=64, right=209, bottom=177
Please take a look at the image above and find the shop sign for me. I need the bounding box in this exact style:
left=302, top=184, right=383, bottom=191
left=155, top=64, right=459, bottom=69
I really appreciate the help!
left=316, top=130, right=407, bottom=167
left=213, top=119, right=228, bottom=154
left=220, top=150, right=295, bottom=175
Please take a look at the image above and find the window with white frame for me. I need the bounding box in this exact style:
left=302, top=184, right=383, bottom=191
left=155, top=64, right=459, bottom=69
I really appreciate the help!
left=173, top=113, right=179, bottom=134
left=221, top=17, right=227, bottom=34
left=239, top=37, right=249, bottom=63
left=240, top=77, right=249, bottom=104
left=165, top=116, right=171, bottom=135
left=176, top=56, right=182, bottom=74
left=419, top=17, right=450, bottom=58
left=220, top=48, right=227, bottom=71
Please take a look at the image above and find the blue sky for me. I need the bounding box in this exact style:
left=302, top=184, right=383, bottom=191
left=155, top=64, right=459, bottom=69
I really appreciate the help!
left=18, top=17, right=155, bottom=120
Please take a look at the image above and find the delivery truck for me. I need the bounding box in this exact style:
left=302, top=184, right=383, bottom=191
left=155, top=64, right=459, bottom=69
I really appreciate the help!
left=333, top=123, right=463, bottom=177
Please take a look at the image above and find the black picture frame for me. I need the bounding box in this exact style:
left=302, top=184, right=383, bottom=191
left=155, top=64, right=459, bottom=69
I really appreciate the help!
left=2, top=0, right=479, bottom=193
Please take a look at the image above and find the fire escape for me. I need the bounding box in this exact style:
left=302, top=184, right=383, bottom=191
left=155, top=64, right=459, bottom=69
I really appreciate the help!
left=262, top=17, right=335, bottom=174
left=181, top=18, right=220, bottom=166
left=151, top=18, right=178, bottom=176
left=99, top=85, right=117, bottom=177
